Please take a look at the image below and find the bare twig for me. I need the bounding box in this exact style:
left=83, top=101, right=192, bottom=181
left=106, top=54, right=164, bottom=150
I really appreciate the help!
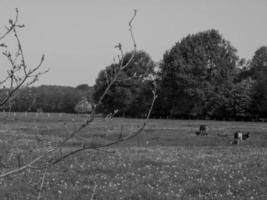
left=37, top=163, right=48, bottom=200
left=0, top=10, right=48, bottom=108
left=90, top=181, right=97, bottom=200
left=0, top=8, right=22, bottom=41
left=97, top=10, right=137, bottom=105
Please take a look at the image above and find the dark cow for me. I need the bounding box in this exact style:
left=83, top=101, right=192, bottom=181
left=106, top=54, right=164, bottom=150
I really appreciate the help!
left=195, top=131, right=200, bottom=136
left=195, top=125, right=208, bottom=136
left=233, top=131, right=250, bottom=144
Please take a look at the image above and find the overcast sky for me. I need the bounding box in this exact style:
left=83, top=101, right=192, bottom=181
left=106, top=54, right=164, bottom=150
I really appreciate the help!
left=1, top=0, right=267, bottom=87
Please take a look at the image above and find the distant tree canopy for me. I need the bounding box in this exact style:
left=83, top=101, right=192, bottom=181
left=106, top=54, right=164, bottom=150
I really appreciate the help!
left=157, top=29, right=239, bottom=118
left=76, top=84, right=90, bottom=91
left=249, top=46, right=267, bottom=79
left=249, top=46, right=267, bottom=118
left=0, top=85, right=94, bottom=113
left=91, top=30, right=267, bottom=120
left=207, top=78, right=254, bottom=120
left=94, top=50, right=155, bottom=117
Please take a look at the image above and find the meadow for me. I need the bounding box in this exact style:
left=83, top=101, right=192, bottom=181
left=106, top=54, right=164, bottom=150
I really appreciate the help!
left=0, top=112, right=266, bottom=199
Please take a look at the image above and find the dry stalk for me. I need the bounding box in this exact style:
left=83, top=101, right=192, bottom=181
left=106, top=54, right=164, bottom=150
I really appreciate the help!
left=90, top=181, right=97, bottom=200
left=37, top=163, right=48, bottom=200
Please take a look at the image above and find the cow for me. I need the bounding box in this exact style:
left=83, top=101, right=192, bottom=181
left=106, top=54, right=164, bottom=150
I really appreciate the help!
left=195, top=124, right=208, bottom=136
left=200, top=124, right=208, bottom=135
left=195, top=131, right=200, bottom=136
left=233, top=131, right=250, bottom=144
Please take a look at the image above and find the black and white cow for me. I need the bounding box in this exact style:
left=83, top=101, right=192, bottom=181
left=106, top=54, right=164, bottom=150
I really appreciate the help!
left=233, top=131, right=250, bottom=144
left=195, top=125, right=208, bottom=136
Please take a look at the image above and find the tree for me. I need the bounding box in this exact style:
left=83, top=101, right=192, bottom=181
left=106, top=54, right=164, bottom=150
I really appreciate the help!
left=249, top=46, right=267, bottom=118
left=76, top=84, right=95, bottom=102
left=249, top=46, right=267, bottom=79
left=76, top=84, right=90, bottom=91
left=60, top=88, right=81, bottom=113
left=251, top=72, right=267, bottom=118
left=207, top=78, right=254, bottom=120
left=94, top=50, right=155, bottom=117
left=157, top=29, right=239, bottom=118
left=7, top=87, right=34, bottom=112
left=74, top=97, right=93, bottom=114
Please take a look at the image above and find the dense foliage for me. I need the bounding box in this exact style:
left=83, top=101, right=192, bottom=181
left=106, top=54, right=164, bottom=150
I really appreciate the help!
left=249, top=46, right=267, bottom=118
left=94, top=50, right=155, bottom=117
left=94, top=30, right=267, bottom=120
left=157, top=29, right=239, bottom=118
left=0, top=84, right=94, bottom=113
left=151, top=30, right=265, bottom=120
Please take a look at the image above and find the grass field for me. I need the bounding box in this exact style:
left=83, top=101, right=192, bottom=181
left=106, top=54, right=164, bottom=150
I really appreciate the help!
left=0, top=112, right=266, bottom=199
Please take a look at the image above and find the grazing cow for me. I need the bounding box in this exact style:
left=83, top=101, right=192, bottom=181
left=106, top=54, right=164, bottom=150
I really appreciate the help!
left=200, top=124, right=208, bottom=135
left=195, top=131, right=200, bottom=136
left=195, top=125, right=208, bottom=136
left=233, top=131, right=250, bottom=144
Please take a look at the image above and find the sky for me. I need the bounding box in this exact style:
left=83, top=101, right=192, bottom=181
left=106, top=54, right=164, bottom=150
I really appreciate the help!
left=0, top=0, right=267, bottom=87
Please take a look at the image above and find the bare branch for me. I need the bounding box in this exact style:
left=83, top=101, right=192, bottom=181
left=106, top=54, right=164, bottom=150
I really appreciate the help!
left=97, top=10, right=138, bottom=105
left=37, top=163, right=48, bottom=200
left=0, top=11, right=48, bottom=109
left=0, top=8, right=20, bottom=41
left=90, top=182, right=97, bottom=200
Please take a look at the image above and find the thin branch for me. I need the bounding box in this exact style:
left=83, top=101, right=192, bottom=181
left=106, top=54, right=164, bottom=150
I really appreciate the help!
left=0, top=26, right=47, bottom=108
left=98, top=10, right=137, bottom=105
left=0, top=76, right=9, bottom=86
left=90, top=182, right=97, bottom=200
left=0, top=147, right=54, bottom=178
left=0, top=8, right=21, bottom=41
left=13, top=28, right=27, bottom=73
left=37, top=163, right=48, bottom=200
left=0, top=8, right=47, bottom=110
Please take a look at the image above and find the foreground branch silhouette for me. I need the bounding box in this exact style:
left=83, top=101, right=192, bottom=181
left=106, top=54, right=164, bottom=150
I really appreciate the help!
left=0, top=9, right=48, bottom=110
left=0, top=11, right=157, bottom=195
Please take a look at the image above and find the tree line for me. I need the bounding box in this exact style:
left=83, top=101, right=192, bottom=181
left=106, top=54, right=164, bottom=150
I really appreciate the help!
left=1, top=29, right=267, bottom=120
left=94, top=29, right=267, bottom=120
left=0, top=84, right=94, bottom=113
